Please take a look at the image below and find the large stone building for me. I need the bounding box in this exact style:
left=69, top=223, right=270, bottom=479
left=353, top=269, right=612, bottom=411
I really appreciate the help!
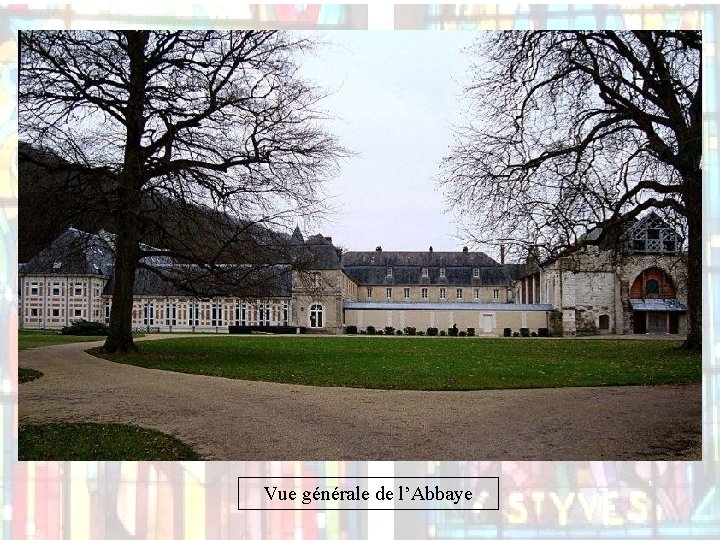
left=18, top=213, right=688, bottom=337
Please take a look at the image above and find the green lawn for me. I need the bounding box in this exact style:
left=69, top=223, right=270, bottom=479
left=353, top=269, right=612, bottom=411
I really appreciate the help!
left=93, top=336, right=701, bottom=390
left=19, top=367, right=43, bottom=383
left=18, top=423, right=199, bottom=460
left=19, top=331, right=106, bottom=350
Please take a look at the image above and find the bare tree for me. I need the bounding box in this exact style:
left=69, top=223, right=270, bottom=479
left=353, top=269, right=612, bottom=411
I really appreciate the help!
left=440, top=31, right=701, bottom=349
left=19, top=30, right=345, bottom=353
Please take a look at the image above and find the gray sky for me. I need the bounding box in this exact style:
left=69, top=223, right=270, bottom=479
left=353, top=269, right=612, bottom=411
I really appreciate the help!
left=300, top=31, right=479, bottom=252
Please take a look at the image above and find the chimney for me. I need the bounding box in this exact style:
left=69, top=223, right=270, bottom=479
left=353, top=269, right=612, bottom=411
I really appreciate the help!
left=500, top=245, right=505, bottom=264
left=429, top=246, right=433, bottom=252
left=462, top=246, right=468, bottom=253
left=324, top=237, right=332, bottom=244
left=375, top=246, right=382, bottom=252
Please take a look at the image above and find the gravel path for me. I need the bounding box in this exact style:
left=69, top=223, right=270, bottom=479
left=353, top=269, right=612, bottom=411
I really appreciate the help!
left=18, top=336, right=701, bottom=461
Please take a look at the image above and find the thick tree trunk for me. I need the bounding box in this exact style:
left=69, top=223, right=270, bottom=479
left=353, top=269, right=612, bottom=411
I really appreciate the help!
left=681, top=169, right=702, bottom=351
left=102, top=31, right=148, bottom=354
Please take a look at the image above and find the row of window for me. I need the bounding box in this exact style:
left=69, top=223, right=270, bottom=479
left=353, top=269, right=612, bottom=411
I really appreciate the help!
left=28, top=282, right=101, bottom=296
left=367, top=287, right=501, bottom=300
left=28, top=308, right=90, bottom=318
left=386, top=267, right=483, bottom=279
left=133, top=302, right=290, bottom=327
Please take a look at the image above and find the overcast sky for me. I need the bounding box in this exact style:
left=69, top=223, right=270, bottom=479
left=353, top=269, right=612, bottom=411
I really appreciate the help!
left=300, top=31, right=479, bottom=253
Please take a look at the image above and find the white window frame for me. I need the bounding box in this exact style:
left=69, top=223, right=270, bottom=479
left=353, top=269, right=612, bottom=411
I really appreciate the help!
left=367, top=287, right=373, bottom=299
left=309, top=304, right=324, bottom=328
left=52, top=308, right=60, bottom=317
left=387, top=266, right=393, bottom=277
left=30, top=308, right=38, bottom=317
left=456, top=288, right=463, bottom=299
left=403, top=287, right=410, bottom=299
left=386, top=287, right=392, bottom=298
left=439, top=267, right=446, bottom=278
left=421, top=287, right=428, bottom=299
left=473, top=267, right=480, bottom=278
left=30, top=283, right=39, bottom=296
left=211, top=302, right=223, bottom=327
left=74, top=308, right=82, bottom=318
left=474, top=288, right=480, bottom=300
left=166, top=303, right=177, bottom=326
left=52, top=283, right=61, bottom=296
left=440, top=288, right=446, bottom=299
left=74, top=285, right=83, bottom=296
left=493, top=289, right=500, bottom=300
left=421, top=267, right=428, bottom=278
left=144, top=303, right=154, bottom=326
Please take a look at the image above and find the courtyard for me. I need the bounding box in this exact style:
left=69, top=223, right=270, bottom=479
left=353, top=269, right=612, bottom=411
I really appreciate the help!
left=18, top=334, right=701, bottom=461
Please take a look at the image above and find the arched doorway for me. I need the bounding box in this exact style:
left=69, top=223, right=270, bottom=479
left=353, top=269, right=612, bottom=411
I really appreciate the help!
left=629, top=268, right=683, bottom=334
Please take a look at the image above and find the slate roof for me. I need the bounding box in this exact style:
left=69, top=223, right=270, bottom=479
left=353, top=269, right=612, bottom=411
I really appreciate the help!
left=629, top=299, right=687, bottom=312
left=20, top=227, right=115, bottom=276
left=341, top=250, right=512, bottom=287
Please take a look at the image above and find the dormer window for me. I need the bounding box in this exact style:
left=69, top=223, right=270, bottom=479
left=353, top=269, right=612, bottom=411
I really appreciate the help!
left=421, top=267, right=428, bottom=278
left=473, top=267, right=480, bottom=278
left=439, top=268, right=446, bottom=278
left=387, top=266, right=393, bottom=277
left=52, top=262, right=62, bottom=270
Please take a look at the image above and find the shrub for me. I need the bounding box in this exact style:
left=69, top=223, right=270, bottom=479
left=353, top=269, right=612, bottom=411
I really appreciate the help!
left=503, top=328, right=512, bottom=337
left=417, top=331, right=425, bottom=336
left=531, top=331, right=538, bottom=337
left=513, top=331, right=520, bottom=337
left=538, top=327, right=549, bottom=337
left=384, top=326, right=395, bottom=336
left=426, top=327, right=439, bottom=336
left=396, top=329, right=403, bottom=336
left=229, top=325, right=303, bottom=334
left=61, top=320, right=109, bottom=336
left=345, top=325, right=358, bottom=335
left=448, top=326, right=459, bottom=337
left=403, top=326, right=417, bottom=336
left=439, top=330, right=447, bottom=336
left=376, top=329, right=384, bottom=335
left=367, top=326, right=376, bottom=335
left=466, top=327, right=475, bottom=337
left=520, top=327, right=530, bottom=337
left=459, top=331, right=467, bottom=337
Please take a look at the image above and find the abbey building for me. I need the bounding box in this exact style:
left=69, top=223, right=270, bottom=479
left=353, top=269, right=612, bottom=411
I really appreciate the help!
left=18, top=213, right=687, bottom=337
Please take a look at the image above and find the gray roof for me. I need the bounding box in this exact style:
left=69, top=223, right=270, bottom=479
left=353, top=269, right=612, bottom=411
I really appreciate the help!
left=344, top=302, right=553, bottom=311
left=20, top=227, right=114, bottom=276
left=341, top=250, right=511, bottom=287
left=629, top=299, right=687, bottom=312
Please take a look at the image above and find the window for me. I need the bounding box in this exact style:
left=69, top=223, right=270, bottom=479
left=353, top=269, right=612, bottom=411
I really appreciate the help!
left=312, top=272, right=321, bottom=287
left=367, top=287, right=373, bottom=299
left=309, top=304, right=324, bottom=328
left=456, top=288, right=463, bottom=299
left=645, top=279, right=660, bottom=295
left=386, top=287, right=392, bottom=298
left=190, top=303, right=199, bottom=326
left=421, top=267, right=428, bottom=278
left=387, top=267, right=393, bottom=277
left=30, top=308, right=38, bottom=317
left=473, top=288, right=480, bottom=300
left=74, top=285, right=83, bottom=296
left=144, top=303, right=154, bottom=326
left=52, top=308, right=60, bottom=317
left=52, top=283, right=61, bottom=296
left=440, top=288, right=446, bottom=299
left=473, top=268, right=480, bottom=278
left=52, top=261, right=62, bottom=270
left=421, top=288, right=428, bottom=299
left=166, top=303, right=177, bottom=326
left=211, top=303, right=222, bottom=326
left=439, top=268, right=446, bottom=278
left=403, top=288, right=410, bottom=299
left=74, top=309, right=82, bottom=317
left=493, top=289, right=500, bottom=300
left=105, top=304, right=111, bottom=324
left=30, top=283, right=39, bottom=296
left=283, top=303, right=289, bottom=326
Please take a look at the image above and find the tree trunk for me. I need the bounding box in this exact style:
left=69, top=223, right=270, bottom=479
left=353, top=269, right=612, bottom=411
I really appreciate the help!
left=101, top=31, right=148, bottom=354
left=681, top=170, right=702, bottom=351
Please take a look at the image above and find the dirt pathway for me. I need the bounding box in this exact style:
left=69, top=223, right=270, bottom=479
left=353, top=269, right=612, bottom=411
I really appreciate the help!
left=18, top=336, right=701, bottom=460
